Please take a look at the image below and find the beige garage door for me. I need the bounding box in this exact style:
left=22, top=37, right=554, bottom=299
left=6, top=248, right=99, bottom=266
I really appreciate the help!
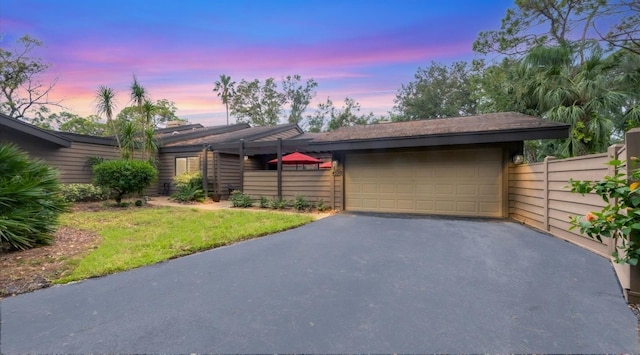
left=345, top=148, right=503, bottom=217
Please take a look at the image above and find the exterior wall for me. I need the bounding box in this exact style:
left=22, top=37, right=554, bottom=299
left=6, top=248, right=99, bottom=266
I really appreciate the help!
left=243, top=170, right=341, bottom=208
left=214, top=152, right=242, bottom=197
left=13, top=138, right=120, bottom=184
left=157, top=150, right=204, bottom=195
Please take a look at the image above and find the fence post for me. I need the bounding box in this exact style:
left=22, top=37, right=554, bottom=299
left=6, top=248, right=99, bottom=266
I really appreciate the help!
left=543, top=156, right=555, bottom=231
left=626, top=129, right=640, bottom=302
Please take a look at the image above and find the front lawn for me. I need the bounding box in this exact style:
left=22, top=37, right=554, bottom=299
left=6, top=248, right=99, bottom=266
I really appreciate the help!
left=55, top=207, right=314, bottom=283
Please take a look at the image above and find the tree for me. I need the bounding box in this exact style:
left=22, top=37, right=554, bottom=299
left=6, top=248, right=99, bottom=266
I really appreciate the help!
left=393, top=61, right=477, bottom=121
left=596, top=0, right=640, bottom=55
left=0, top=144, right=66, bottom=250
left=304, top=97, right=379, bottom=132
left=282, top=75, right=317, bottom=124
left=57, top=112, right=108, bottom=136
left=213, top=74, right=235, bottom=125
left=230, top=78, right=286, bottom=126
left=95, top=85, right=121, bottom=149
left=0, top=35, right=62, bottom=120
left=153, top=99, right=183, bottom=127
left=473, top=0, right=608, bottom=63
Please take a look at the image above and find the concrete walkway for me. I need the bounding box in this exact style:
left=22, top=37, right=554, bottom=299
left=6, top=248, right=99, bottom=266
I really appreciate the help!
left=0, top=214, right=637, bottom=353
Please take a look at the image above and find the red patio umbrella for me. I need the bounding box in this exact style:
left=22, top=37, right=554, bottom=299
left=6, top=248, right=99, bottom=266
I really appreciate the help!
left=269, top=152, right=322, bottom=164
left=269, top=152, right=322, bottom=170
left=319, top=161, right=332, bottom=169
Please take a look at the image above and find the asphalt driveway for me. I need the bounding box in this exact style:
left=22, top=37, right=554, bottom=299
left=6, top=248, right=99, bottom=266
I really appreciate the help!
left=0, top=214, right=637, bottom=353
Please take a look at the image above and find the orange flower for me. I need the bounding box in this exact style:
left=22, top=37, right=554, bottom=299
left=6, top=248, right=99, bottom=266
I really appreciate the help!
left=585, top=212, right=597, bottom=222
left=631, top=182, right=640, bottom=191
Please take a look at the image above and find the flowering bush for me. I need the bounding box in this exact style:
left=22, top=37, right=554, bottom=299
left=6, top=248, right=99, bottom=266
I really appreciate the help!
left=569, top=158, right=640, bottom=265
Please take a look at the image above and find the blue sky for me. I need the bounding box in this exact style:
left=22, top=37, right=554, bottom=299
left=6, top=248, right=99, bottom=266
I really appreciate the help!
left=0, top=0, right=514, bottom=126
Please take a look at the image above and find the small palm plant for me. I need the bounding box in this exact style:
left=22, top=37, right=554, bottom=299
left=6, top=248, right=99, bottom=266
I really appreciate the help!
left=0, top=144, right=67, bottom=250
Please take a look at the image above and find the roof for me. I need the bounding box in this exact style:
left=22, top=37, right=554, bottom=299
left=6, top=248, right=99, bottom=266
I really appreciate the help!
left=0, top=113, right=72, bottom=147
left=306, top=112, right=570, bottom=151
left=156, top=123, right=250, bottom=144
left=161, top=123, right=304, bottom=152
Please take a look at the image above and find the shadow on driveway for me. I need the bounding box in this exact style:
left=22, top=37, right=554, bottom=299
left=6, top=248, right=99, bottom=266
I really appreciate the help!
left=1, top=214, right=637, bottom=353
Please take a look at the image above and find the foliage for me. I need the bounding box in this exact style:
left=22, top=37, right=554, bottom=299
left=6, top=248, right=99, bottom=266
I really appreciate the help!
left=0, top=35, right=62, bottom=120
left=0, top=144, right=67, bottom=250
left=228, top=75, right=318, bottom=126
left=268, top=197, right=289, bottom=210
left=57, top=208, right=314, bottom=283
left=392, top=61, right=478, bottom=121
left=57, top=112, right=109, bottom=136
left=230, top=77, right=286, bottom=126
left=60, top=183, right=111, bottom=202
left=95, top=85, right=121, bottom=149
left=229, top=190, right=254, bottom=208
left=304, top=97, right=380, bottom=132
left=259, top=196, right=269, bottom=208
left=84, top=156, right=106, bottom=171
left=599, top=0, right=640, bottom=55
left=170, top=172, right=204, bottom=203
left=282, top=75, right=318, bottom=124
left=473, top=0, right=608, bottom=61
left=92, top=159, right=157, bottom=204
left=316, top=199, right=328, bottom=212
left=293, top=195, right=311, bottom=211
left=569, top=158, right=640, bottom=265
left=213, top=74, right=236, bottom=125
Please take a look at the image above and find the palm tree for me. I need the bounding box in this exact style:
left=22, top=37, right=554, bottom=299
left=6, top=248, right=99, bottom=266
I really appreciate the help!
left=141, top=99, right=155, bottom=159
left=95, top=85, right=121, bottom=150
left=213, top=74, right=235, bottom=125
left=119, top=120, right=138, bottom=160
left=130, top=75, right=150, bottom=158
left=520, top=45, right=625, bottom=157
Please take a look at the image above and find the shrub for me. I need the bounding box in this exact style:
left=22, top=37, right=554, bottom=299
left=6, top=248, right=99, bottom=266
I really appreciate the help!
left=229, top=190, right=253, bottom=208
left=259, top=196, right=269, bottom=208
left=170, top=172, right=204, bottom=203
left=317, top=199, right=328, bottom=212
left=569, top=158, right=640, bottom=265
left=268, top=197, right=289, bottom=210
left=93, top=159, right=157, bottom=205
left=0, top=144, right=67, bottom=250
left=60, top=183, right=111, bottom=202
left=293, top=195, right=311, bottom=211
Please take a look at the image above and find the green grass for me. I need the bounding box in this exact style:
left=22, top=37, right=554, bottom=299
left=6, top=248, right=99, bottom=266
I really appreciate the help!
left=55, top=207, right=314, bottom=283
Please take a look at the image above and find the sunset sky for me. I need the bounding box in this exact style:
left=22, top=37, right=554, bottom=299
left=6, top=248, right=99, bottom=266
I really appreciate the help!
left=0, top=0, right=514, bottom=126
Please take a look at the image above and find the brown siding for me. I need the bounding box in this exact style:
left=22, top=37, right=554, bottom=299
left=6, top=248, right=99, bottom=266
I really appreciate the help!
left=29, top=142, right=120, bottom=184
left=243, top=170, right=339, bottom=208
left=215, top=153, right=242, bottom=197
left=157, top=150, right=204, bottom=195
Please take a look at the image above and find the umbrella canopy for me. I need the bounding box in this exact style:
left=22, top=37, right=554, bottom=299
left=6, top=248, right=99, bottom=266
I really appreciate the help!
left=319, top=161, right=332, bottom=169
left=269, top=152, right=322, bottom=165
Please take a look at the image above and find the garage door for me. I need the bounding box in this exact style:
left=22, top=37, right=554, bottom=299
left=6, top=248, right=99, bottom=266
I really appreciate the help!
left=345, top=148, right=503, bottom=217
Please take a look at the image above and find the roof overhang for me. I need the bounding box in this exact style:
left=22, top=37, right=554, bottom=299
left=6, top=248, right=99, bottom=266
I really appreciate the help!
left=0, top=114, right=72, bottom=147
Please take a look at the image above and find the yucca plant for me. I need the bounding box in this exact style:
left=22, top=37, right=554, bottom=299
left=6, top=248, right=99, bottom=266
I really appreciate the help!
left=0, top=144, right=67, bottom=250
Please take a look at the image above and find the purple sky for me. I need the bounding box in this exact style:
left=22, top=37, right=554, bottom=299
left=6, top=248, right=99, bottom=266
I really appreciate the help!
left=0, top=0, right=514, bottom=126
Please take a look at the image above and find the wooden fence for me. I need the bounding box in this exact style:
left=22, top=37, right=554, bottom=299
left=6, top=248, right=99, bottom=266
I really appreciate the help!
left=243, top=170, right=338, bottom=207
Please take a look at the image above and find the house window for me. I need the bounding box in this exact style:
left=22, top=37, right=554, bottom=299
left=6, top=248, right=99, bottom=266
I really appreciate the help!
left=175, top=156, right=200, bottom=176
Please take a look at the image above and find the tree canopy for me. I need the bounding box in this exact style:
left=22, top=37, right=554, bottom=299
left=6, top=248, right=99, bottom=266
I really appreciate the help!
left=0, top=35, right=62, bottom=120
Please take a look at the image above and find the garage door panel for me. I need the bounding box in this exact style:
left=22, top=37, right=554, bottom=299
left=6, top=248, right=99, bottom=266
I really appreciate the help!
left=345, top=148, right=503, bottom=217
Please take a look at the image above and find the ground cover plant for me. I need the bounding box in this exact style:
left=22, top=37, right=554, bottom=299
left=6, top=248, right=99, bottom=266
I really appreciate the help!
left=55, top=206, right=313, bottom=283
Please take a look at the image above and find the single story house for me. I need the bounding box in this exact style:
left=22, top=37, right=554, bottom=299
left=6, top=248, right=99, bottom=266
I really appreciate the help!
left=1, top=111, right=569, bottom=218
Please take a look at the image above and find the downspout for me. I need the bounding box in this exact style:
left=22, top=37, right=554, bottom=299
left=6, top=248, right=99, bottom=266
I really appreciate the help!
left=239, top=139, right=245, bottom=193
left=202, top=145, right=209, bottom=198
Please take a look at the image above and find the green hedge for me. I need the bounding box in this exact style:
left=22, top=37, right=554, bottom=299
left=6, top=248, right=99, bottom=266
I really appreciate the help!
left=60, top=183, right=111, bottom=202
